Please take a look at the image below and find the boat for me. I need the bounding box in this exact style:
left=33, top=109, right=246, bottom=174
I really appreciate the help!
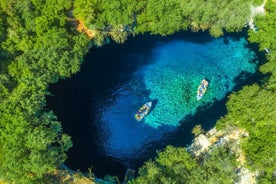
left=135, top=102, right=152, bottom=121
left=196, top=79, right=209, bottom=100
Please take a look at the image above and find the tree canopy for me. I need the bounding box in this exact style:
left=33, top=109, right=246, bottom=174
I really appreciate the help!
left=130, top=145, right=238, bottom=184
left=0, top=0, right=90, bottom=182
left=72, top=0, right=257, bottom=40
left=0, top=0, right=275, bottom=183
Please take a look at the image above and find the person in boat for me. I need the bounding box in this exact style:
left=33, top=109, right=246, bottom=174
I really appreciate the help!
left=135, top=114, right=140, bottom=119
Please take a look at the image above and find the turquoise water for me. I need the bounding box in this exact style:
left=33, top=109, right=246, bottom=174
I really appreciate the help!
left=47, top=33, right=259, bottom=178
left=133, top=37, right=257, bottom=128
left=95, top=36, right=257, bottom=165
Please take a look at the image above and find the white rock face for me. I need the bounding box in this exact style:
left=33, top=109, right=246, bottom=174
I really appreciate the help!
left=248, top=1, right=266, bottom=31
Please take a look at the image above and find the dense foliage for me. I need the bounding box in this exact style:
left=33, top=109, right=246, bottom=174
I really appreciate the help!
left=216, top=1, right=276, bottom=182
left=73, top=0, right=257, bottom=40
left=0, top=0, right=90, bottom=183
left=0, top=0, right=275, bottom=183
left=130, top=146, right=238, bottom=184
left=248, top=0, right=276, bottom=90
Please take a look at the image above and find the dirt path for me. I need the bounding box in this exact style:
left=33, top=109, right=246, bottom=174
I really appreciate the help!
left=76, top=19, right=96, bottom=39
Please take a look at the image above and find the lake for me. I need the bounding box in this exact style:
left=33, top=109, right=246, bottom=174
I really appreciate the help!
left=47, top=31, right=261, bottom=180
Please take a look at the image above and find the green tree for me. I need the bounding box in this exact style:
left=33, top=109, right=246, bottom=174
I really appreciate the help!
left=130, top=146, right=199, bottom=184
left=0, top=83, right=72, bottom=183
left=0, top=0, right=89, bottom=182
left=192, top=124, right=204, bottom=137
left=242, top=120, right=276, bottom=182
left=131, top=145, right=239, bottom=184
left=202, top=147, right=239, bottom=184
left=216, top=84, right=276, bottom=130
left=248, top=0, right=276, bottom=90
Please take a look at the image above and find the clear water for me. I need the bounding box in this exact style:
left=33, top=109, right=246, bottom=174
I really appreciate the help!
left=93, top=36, right=257, bottom=166
left=47, top=32, right=258, bottom=179
left=142, top=38, right=257, bottom=127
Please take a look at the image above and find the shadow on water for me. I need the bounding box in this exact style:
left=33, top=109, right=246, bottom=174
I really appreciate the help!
left=149, top=99, right=158, bottom=114
left=47, top=32, right=187, bottom=179
left=165, top=58, right=266, bottom=149
left=46, top=30, right=266, bottom=181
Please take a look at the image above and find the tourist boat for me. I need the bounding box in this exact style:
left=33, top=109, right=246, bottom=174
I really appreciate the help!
left=135, top=102, right=152, bottom=121
left=196, top=79, right=209, bottom=100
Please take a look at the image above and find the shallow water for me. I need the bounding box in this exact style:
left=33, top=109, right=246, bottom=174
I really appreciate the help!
left=47, top=32, right=259, bottom=179
left=142, top=38, right=257, bottom=128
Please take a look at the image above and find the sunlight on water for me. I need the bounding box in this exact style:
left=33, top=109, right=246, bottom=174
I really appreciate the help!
left=98, top=84, right=175, bottom=164
left=95, top=36, right=257, bottom=165
left=142, top=37, right=257, bottom=127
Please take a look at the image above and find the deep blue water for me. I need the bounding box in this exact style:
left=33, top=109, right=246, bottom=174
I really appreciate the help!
left=47, top=31, right=261, bottom=180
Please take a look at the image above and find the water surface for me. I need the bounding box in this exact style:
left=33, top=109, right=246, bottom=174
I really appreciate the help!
left=47, top=32, right=259, bottom=179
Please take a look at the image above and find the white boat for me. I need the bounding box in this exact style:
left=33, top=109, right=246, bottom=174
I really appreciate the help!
left=197, top=79, right=209, bottom=100
left=134, top=102, right=152, bottom=121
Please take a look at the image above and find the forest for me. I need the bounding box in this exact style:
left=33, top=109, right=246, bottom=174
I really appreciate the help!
left=0, top=0, right=275, bottom=183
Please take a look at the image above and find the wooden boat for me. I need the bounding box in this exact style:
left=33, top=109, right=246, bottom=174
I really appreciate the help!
left=135, top=102, right=152, bottom=121
left=196, top=79, right=209, bottom=100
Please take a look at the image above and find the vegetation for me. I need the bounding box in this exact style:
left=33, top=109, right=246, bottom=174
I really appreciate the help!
left=0, top=0, right=275, bottom=183
left=130, top=146, right=238, bottom=184
left=0, top=0, right=90, bottom=183
left=192, top=124, right=204, bottom=137
left=73, top=0, right=257, bottom=38
left=215, top=1, right=276, bottom=182
left=248, top=0, right=276, bottom=90
left=135, top=0, right=253, bottom=37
